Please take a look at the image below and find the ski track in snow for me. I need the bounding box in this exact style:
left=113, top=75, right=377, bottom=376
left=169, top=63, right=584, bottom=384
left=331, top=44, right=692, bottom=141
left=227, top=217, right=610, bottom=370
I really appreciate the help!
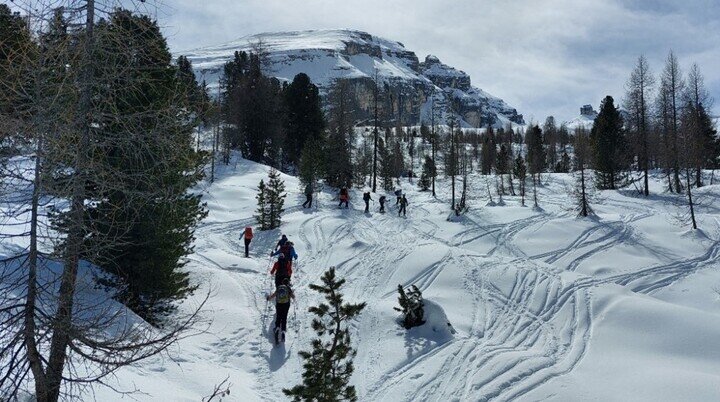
left=183, top=170, right=720, bottom=402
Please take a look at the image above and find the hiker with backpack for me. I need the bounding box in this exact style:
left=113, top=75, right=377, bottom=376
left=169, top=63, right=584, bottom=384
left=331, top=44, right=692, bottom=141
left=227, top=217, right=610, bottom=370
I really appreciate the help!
left=394, top=188, right=403, bottom=205
left=302, top=183, right=313, bottom=208
left=272, top=240, right=298, bottom=273
left=266, top=277, right=295, bottom=345
left=241, top=226, right=253, bottom=258
left=274, top=234, right=288, bottom=252
left=338, top=187, right=349, bottom=209
left=270, top=253, right=293, bottom=287
left=363, top=191, right=373, bottom=213
left=379, top=195, right=386, bottom=213
left=398, top=194, right=409, bottom=217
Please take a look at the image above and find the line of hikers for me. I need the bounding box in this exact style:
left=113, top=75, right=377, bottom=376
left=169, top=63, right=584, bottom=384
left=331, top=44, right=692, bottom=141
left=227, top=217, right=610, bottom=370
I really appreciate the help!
left=303, top=183, right=409, bottom=216
left=266, top=234, right=298, bottom=345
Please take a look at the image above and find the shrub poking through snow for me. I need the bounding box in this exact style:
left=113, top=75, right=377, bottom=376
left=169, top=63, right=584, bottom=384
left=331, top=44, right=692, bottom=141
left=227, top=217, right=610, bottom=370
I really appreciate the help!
left=284, top=267, right=366, bottom=401
left=394, top=285, right=426, bottom=329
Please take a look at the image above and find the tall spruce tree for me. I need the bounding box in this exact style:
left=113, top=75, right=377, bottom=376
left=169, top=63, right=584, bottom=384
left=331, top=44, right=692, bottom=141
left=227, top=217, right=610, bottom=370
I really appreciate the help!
left=255, top=179, right=269, bottom=230
left=591, top=96, right=627, bottom=189
left=284, top=268, right=366, bottom=402
left=419, top=155, right=436, bottom=191
left=284, top=73, right=325, bottom=167
left=574, top=127, right=594, bottom=217
left=82, top=10, right=207, bottom=322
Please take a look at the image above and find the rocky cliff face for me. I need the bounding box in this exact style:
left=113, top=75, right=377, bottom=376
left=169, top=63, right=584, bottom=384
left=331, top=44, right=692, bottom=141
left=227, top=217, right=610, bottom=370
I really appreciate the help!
left=184, top=29, right=524, bottom=128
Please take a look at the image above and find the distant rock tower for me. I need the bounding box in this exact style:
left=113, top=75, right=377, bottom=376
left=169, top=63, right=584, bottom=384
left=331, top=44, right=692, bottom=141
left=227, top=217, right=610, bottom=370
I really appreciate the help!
left=580, top=104, right=597, bottom=118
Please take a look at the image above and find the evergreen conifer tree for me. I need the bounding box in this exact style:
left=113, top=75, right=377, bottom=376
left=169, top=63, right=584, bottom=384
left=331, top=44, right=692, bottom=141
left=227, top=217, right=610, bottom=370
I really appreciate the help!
left=419, top=155, right=436, bottom=191
left=283, top=73, right=325, bottom=167
left=591, top=96, right=627, bottom=189
left=513, top=155, right=527, bottom=206
left=255, top=179, right=269, bottom=230
left=394, top=285, right=425, bottom=329
left=266, top=168, right=286, bottom=229
left=284, top=268, right=366, bottom=402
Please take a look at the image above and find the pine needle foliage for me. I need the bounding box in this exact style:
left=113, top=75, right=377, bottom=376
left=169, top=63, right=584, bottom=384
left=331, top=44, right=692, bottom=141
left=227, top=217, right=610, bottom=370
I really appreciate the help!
left=284, top=268, right=366, bottom=402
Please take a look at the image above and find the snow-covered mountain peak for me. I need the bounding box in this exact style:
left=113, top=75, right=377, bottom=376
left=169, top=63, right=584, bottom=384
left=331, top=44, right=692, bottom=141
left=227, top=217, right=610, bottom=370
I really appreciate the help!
left=184, top=29, right=524, bottom=128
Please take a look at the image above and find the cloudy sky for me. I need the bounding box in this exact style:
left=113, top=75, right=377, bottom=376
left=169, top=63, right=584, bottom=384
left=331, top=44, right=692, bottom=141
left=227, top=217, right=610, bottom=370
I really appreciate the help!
left=153, top=0, right=719, bottom=123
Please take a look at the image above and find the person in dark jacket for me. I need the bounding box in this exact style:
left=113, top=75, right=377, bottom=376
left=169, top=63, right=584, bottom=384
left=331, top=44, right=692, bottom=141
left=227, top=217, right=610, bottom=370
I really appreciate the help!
left=338, top=187, right=349, bottom=209
left=274, top=234, right=288, bottom=252
left=394, top=188, right=403, bottom=205
left=302, top=183, right=313, bottom=208
left=266, top=278, right=295, bottom=344
left=398, top=194, right=408, bottom=217
left=379, top=195, right=386, bottom=213
left=363, top=191, right=372, bottom=213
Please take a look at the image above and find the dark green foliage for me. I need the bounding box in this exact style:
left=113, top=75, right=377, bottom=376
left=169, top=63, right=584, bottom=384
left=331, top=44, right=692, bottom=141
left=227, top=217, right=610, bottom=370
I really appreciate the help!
left=175, top=55, right=207, bottom=124
left=394, top=285, right=425, bottom=329
left=255, top=179, right=268, bottom=229
left=525, top=125, right=545, bottom=175
left=353, top=138, right=372, bottom=188
left=591, top=96, right=627, bottom=189
left=284, top=268, right=366, bottom=402
left=0, top=4, right=36, bottom=131
left=283, top=73, right=325, bottom=167
left=79, top=10, right=207, bottom=323
left=378, top=138, right=395, bottom=191
left=481, top=127, right=497, bottom=175
left=419, top=155, right=436, bottom=191
left=556, top=151, right=571, bottom=173
left=299, top=137, right=325, bottom=187
left=221, top=51, right=284, bottom=164
left=255, top=169, right=286, bottom=230
left=324, top=128, right=353, bottom=189
left=513, top=155, right=527, bottom=206
left=391, top=140, right=406, bottom=179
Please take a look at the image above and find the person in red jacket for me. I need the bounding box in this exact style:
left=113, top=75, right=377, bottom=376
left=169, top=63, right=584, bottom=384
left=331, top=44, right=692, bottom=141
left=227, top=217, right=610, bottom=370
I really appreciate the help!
left=270, top=253, right=292, bottom=287
left=242, top=226, right=253, bottom=258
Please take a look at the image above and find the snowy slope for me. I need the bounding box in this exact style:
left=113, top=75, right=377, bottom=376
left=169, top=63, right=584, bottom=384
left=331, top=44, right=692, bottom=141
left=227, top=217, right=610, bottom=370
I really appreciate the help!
left=4, top=150, right=720, bottom=400
left=183, top=29, right=524, bottom=128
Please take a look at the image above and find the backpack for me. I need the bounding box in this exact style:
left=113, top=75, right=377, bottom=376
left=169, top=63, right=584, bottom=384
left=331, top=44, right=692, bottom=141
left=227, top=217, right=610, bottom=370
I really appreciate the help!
left=276, top=285, right=291, bottom=304
left=363, top=192, right=370, bottom=201
left=305, top=184, right=312, bottom=195
left=379, top=196, right=386, bottom=203
left=394, top=189, right=402, bottom=196
left=244, top=227, right=253, bottom=239
left=276, top=259, right=290, bottom=277
left=279, top=243, right=292, bottom=258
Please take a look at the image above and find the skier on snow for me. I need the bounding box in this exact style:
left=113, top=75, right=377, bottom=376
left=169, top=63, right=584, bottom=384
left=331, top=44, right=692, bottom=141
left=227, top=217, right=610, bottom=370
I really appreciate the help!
left=241, top=226, right=253, bottom=258
left=338, top=187, right=349, bottom=209
left=379, top=195, right=386, bottom=213
left=266, top=277, right=295, bottom=345
left=363, top=191, right=373, bottom=213
left=398, top=194, right=409, bottom=217
left=302, top=183, right=313, bottom=208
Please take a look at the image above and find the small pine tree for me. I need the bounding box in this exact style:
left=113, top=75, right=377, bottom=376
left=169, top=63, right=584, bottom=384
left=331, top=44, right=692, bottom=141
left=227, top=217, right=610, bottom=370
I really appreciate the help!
left=255, top=179, right=269, bottom=230
left=513, top=155, right=527, bottom=206
left=418, top=155, right=436, bottom=191
left=266, top=168, right=286, bottom=229
left=394, top=285, right=425, bottom=329
left=284, top=268, right=366, bottom=402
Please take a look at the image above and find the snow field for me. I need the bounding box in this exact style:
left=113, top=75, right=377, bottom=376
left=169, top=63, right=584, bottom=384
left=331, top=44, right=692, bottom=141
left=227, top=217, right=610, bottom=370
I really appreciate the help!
left=4, top=153, right=720, bottom=400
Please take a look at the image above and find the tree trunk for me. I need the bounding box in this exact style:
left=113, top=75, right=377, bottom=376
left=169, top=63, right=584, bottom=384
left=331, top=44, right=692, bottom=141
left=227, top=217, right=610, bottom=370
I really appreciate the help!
left=686, top=168, right=698, bottom=230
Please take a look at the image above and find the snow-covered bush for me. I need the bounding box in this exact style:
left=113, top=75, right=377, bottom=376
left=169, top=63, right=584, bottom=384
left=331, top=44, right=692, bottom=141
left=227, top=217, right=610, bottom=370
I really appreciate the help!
left=394, top=284, right=426, bottom=329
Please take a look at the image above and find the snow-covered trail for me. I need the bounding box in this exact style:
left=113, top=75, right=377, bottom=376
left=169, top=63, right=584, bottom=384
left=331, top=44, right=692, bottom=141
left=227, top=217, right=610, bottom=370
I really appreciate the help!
left=67, top=157, right=720, bottom=401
